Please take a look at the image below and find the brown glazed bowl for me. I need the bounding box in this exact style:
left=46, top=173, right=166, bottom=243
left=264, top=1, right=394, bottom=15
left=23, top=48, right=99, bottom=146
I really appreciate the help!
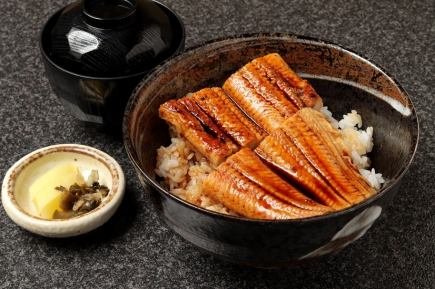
left=123, top=34, right=419, bottom=267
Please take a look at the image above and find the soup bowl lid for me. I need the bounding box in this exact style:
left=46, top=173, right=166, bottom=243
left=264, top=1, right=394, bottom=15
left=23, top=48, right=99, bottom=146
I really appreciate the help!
left=42, top=0, right=184, bottom=78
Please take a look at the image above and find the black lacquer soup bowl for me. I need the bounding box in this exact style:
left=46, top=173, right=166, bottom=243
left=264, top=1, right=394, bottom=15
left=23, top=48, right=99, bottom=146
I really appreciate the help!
left=40, top=0, right=185, bottom=133
left=123, top=34, right=419, bottom=267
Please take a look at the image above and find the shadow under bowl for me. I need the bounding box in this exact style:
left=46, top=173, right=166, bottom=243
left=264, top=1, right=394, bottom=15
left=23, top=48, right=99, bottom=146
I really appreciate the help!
left=123, top=33, right=419, bottom=267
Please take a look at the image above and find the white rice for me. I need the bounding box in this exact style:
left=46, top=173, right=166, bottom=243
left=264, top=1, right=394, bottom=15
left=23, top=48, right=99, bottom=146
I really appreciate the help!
left=156, top=108, right=385, bottom=215
left=321, top=107, right=385, bottom=189
left=338, top=109, right=363, bottom=129
left=155, top=137, right=235, bottom=215
left=359, top=168, right=385, bottom=190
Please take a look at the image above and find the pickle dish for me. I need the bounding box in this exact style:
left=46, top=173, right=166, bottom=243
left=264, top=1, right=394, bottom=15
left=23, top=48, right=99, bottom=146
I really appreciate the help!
left=1, top=144, right=125, bottom=238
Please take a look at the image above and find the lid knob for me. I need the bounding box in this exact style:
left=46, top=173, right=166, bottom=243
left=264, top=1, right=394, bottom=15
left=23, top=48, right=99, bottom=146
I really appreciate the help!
left=82, top=0, right=137, bottom=27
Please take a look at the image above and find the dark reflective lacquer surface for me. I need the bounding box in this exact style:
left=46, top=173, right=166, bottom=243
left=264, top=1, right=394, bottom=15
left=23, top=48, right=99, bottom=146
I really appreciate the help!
left=124, top=34, right=418, bottom=267
left=40, top=0, right=185, bottom=133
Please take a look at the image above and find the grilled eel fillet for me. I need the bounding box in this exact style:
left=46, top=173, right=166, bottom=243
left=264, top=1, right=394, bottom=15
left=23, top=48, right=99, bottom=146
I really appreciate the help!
left=203, top=148, right=331, bottom=219
left=192, top=88, right=265, bottom=148
left=159, top=88, right=265, bottom=166
left=256, top=108, right=374, bottom=209
left=255, top=129, right=350, bottom=210
left=223, top=53, right=323, bottom=133
left=159, top=54, right=375, bottom=219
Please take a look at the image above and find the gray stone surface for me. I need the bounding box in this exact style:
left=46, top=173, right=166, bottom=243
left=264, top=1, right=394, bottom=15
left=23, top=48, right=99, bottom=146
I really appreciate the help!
left=0, top=0, right=434, bottom=288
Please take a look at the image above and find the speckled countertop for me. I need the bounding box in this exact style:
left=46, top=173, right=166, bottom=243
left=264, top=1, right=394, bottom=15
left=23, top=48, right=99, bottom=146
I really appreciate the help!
left=0, top=0, right=434, bottom=288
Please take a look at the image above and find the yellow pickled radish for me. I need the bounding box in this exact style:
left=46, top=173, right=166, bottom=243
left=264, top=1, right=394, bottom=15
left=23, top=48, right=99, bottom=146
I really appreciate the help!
left=30, top=164, right=84, bottom=219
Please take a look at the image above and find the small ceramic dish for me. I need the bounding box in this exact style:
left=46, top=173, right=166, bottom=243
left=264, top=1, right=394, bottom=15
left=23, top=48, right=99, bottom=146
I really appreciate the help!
left=1, top=144, right=125, bottom=238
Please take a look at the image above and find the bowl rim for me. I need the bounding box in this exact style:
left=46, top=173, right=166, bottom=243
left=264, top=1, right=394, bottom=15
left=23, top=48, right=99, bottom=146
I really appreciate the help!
left=123, top=32, right=420, bottom=224
left=1, top=144, right=126, bottom=236
left=39, top=0, right=185, bottom=80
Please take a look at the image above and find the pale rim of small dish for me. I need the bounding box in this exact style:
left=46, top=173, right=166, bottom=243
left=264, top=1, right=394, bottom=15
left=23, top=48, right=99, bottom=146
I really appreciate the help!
left=1, top=144, right=125, bottom=238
